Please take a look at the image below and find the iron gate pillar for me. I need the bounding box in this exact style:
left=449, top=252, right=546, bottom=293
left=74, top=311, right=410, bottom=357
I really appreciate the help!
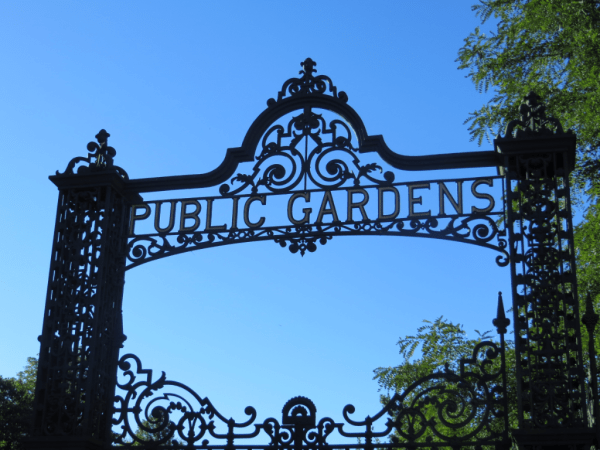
left=25, top=131, right=140, bottom=450
left=495, top=93, right=595, bottom=448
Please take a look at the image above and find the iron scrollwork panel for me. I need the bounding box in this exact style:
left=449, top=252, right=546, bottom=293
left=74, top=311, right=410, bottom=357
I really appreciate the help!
left=219, top=108, right=393, bottom=197
left=127, top=212, right=508, bottom=269
left=112, top=306, right=510, bottom=449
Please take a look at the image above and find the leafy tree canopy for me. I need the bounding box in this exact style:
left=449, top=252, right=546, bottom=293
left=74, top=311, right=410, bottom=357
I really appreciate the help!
left=374, top=318, right=489, bottom=392
left=15, top=358, right=36, bottom=403
left=457, top=0, right=600, bottom=188
left=575, top=183, right=600, bottom=354
left=0, top=357, right=37, bottom=450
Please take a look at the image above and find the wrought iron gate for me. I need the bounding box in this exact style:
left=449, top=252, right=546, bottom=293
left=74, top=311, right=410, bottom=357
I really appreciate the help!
left=25, top=60, right=598, bottom=450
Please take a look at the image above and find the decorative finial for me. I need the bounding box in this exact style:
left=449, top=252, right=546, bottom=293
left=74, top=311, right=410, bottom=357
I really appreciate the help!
left=493, top=292, right=510, bottom=335
left=57, top=129, right=128, bottom=179
left=519, top=91, right=546, bottom=132
left=300, top=58, right=317, bottom=77
left=582, top=293, right=599, bottom=333
left=95, top=129, right=110, bottom=146
left=498, top=91, right=571, bottom=139
left=90, top=129, right=115, bottom=169
left=268, top=58, right=348, bottom=106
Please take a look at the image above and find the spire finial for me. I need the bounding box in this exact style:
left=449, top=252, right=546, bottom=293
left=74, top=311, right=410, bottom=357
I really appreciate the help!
left=57, top=129, right=128, bottom=179
left=493, top=292, right=510, bottom=335
left=582, top=292, right=599, bottom=332
left=499, top=91, right=568, bottom=138
left=300, top=58, right=317, bottom=77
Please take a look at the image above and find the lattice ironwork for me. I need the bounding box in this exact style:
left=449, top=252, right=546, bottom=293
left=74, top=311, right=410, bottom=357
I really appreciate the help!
left=112, top=301, right=509, bottom=449
left=496, top=94, right=587, bottom=430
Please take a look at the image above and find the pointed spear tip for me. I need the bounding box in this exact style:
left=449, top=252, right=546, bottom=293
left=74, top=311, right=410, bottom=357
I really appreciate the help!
left=586, top=292, right=594, bottom=314
left=493, top=291, right=510, bottom=335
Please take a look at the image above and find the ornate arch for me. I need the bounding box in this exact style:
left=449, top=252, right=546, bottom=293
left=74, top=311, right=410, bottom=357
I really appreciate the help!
left=118, top=59, right=508, bottom=268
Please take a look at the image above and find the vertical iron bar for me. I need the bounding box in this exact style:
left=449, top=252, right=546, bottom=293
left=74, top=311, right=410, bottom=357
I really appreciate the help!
left=582, top=293, right=599, bottom=439
left=493, top=292, right=511, bottom=444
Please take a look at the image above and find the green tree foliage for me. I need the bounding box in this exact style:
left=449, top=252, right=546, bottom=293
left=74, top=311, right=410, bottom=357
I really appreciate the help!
left=457, top=0, right=600, bottom=186
left=15, top=359, right=36, bottom=402
left=576, top=187, right=600, bottom=298
left=576, top=185, right=600, bottom=356
left=0, top=357, right=37, bottom=450
left=373, top=318, right=517, bottom=443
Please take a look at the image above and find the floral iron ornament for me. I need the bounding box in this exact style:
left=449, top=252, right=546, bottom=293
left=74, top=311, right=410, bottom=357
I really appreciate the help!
left=267, top=58, right=348, bottom=106
left=218, top=110, right=394, bottom=196
left=499, top=91, right=573, bottom=139
left=59, top=129, right=129, bottom=178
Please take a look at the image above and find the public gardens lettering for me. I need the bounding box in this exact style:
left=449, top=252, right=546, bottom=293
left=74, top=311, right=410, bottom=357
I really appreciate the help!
left=129, top=178, right=498, bottom=236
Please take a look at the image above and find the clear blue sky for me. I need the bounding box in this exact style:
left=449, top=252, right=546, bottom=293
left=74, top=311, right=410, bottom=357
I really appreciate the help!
left=0, top=0, right=511, bottom=435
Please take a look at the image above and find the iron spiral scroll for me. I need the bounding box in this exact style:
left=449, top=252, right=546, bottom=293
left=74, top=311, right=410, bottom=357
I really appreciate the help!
left=218, top=110, right=394, bottom=197
left=112, top=306, right=510, bottom=449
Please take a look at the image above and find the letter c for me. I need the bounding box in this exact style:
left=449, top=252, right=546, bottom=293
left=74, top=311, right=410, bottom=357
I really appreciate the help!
left=244, top=196, right=267, bottom=228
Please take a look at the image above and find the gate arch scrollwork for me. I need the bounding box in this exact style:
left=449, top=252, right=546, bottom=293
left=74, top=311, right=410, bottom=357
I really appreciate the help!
left=112, top=300, right=510, bottom=449
left=219, top=110, right=394, bottom=197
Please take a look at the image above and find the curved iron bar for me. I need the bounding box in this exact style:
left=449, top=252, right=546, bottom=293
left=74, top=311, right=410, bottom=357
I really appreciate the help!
left=113, top=354, right=261, bottom=448
left=113, top=302, right=509, bottom=449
